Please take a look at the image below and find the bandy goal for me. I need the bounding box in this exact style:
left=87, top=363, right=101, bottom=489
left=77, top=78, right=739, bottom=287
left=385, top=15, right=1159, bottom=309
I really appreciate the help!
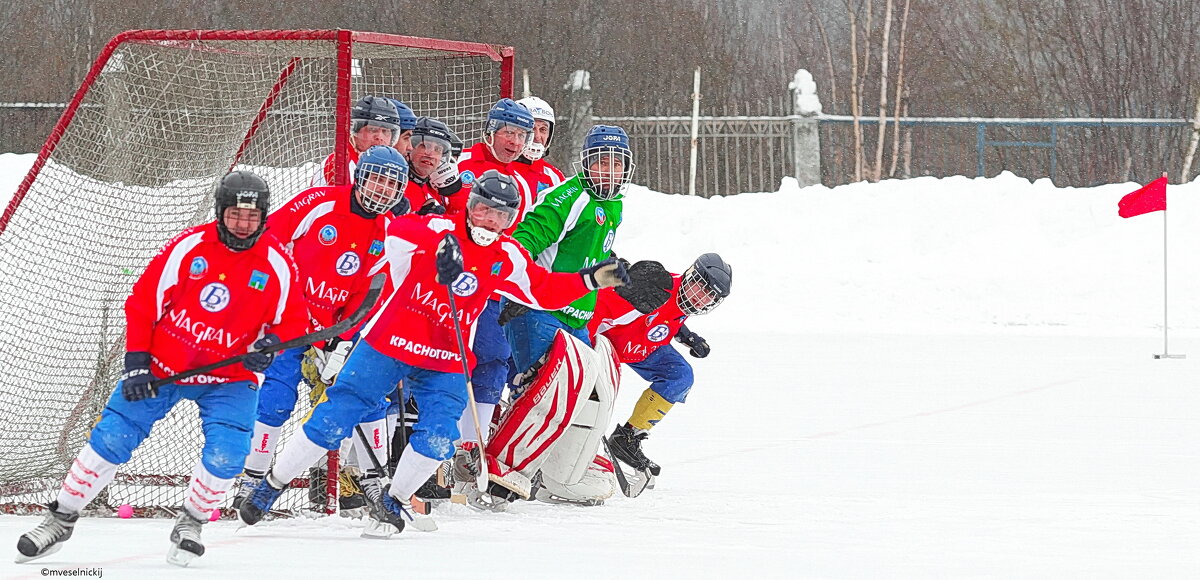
left=0, top=29, right=513, bottom=517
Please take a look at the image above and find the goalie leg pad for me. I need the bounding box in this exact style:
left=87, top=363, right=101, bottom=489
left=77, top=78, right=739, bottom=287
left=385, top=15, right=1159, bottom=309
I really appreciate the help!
left=538, top=335, right=621, bottom=498
left=486, top=330, right=597, bottom=483
left=537, top=455, right=616, bottom=504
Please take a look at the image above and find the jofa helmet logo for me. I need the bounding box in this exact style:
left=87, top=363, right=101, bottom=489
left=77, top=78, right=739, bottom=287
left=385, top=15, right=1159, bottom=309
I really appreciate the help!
left=336, top=251, right=361, bottom=276
left=200, top=282, right=231, bottom=313
left=189, top=256, right=208, bottom=280
left=646, top=323, right=670, bottom=343
left=319, top=225, right=338, bottom=246
left=450, top=272, right=479, bottom=297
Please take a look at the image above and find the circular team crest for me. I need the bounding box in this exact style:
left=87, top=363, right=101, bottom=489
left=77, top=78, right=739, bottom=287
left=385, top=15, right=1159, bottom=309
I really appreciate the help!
left=188, top=256, right=208, bottom=280
left=646, top=324, right=670, bottom=343
left=319, top=225, right=338, bottom=246
left=595, top=207, right=606, bottom=225
left=450, top=272, right=479, bottom=297
left=602, top=229, right=616, bottom=253
left=460, top=170, right=476, bottom=185
left=199, top=282, right=231, bottom=313
left=336, top=251, right=361, bottom=276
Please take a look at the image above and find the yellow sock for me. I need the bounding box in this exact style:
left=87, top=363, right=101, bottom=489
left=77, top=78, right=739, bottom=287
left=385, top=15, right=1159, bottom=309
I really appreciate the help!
left=627, top=388, right=674, bottom=431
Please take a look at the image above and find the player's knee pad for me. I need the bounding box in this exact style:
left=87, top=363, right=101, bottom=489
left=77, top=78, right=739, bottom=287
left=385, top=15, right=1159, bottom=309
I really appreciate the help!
left=255, top=381, right=300, bottom=426
left=88, top=412, right=143, bottom=465
left=199, top=423, right=253, bottom=479
left=410, top=417, right=460, bottom=460
left=538, top=334, right=620, bottom=492
left=652, top=363, right=694, bottom=403
left=538, top=455, right=617, bottom=504
left=486, top=330, right=598, bottom=490
left=470, top=359, right=507, bottom=404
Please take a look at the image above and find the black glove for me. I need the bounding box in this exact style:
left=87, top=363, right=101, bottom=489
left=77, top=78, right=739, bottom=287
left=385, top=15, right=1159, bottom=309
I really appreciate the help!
left=243, top=334, right=281, bottom=372
left=497, top=301, right=531, bottom=326
left=674, top=325, right=710, bottom=358
left=615, top=260, right=673, bottom=313
left=416, top=198, right=446, bottom=216
left=579, top=258, right=630, bottom=291
left=388, top=195, right=412, bottom=217
left=121, top=351, right=155, bottom=402
left=436, top=233, right=464, bottom=284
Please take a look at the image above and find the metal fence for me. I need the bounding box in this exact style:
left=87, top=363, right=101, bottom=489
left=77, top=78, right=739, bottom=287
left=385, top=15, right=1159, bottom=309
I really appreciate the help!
left=5, top=102, right=1199, bottom=194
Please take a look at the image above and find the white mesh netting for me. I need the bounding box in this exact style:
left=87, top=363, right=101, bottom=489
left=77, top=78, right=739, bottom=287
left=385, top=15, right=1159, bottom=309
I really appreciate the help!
left=0, top=32, right=506, bottom=517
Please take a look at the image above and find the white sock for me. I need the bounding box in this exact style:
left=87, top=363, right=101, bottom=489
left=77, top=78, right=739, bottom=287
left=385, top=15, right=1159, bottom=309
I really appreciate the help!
left=183, top=462, right=233, bottom=521
left=388, top=444, right=444, bottom=501
left=352, top=418, right=389, bottom=474
left=244, top=422, right=282, bottom=476
left=457, top=403, right=496, bottom=444
left=56, top=444, right=118, bottom=514
left=268, top=434, right=331, bottom=489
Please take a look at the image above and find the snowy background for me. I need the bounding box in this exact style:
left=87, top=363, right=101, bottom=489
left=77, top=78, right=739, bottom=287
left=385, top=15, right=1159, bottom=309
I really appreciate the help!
left=1, top=152, right=1198, bottom=578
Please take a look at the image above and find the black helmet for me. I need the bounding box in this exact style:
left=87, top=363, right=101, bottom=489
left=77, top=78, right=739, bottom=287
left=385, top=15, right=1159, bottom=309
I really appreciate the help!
left=351, top=95, right=402, bottom=141
left=214, top=170, right=270, bottom=251
left=677, top=253, right=732, bottom=315
left=464, top=169, right=520, bottom=246
left=410, top=117, right=457, bottom=165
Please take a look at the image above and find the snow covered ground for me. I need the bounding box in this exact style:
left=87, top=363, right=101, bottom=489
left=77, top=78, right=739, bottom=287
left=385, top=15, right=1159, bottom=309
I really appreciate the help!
left=1, top=154, right=1198, bottom=578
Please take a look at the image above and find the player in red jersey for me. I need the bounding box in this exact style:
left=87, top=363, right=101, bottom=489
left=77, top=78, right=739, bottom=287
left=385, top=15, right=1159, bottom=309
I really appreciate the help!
left=446, top=98, right=535, bottom=226
left=16, top=171, right=309, bottom=567
left=234, top=145, right=409, bottom=507
left=238, top=169, right=628, bottom=537
left=402, top=117, right=463, bottom=215
left=589, top=254, right=732, bottom=482
left=311, top=96, right=415, bottom=187
left=514, top=96, right=567, bottom=202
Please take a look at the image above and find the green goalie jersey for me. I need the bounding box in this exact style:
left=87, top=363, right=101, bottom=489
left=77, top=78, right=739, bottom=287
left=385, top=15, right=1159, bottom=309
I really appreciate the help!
left=512, top=173, right=623, bottom=328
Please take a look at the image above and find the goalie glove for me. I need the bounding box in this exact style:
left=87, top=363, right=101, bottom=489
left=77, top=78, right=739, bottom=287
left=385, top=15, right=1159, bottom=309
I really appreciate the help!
left=674, top=325, right=710, bottom=358
left=614, top=260, right=673, bottom=313
left=319, top=338, right=354, bottom=383
left=430, top=159, right=459, bottom=189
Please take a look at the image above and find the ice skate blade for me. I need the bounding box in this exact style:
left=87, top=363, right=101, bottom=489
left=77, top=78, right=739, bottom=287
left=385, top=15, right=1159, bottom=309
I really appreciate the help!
left=15, top=542, right=62, bottom=564
left=360, top=519, right=400, bottom=539
left=166, top=544, right=201, bottom=567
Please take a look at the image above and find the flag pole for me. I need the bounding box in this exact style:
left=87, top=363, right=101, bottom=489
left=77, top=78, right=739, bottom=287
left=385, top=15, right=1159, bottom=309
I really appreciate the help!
left=1154, top=171, right=1184, bottom=359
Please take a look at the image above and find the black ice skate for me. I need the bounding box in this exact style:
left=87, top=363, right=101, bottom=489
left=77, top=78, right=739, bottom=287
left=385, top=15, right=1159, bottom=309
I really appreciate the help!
left=603, top=424, right=660, bottom=498
left=360, top=476, right=436, bottom=536
left=15, top=501, right=78, bottom=563
left=230, top=471, right=262, bottom=510
left=166, top=509, right=206, bottom=567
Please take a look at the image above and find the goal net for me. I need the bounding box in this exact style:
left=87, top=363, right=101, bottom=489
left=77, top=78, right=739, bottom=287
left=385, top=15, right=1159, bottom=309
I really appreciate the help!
left=0, top=29, right=513, bottom=517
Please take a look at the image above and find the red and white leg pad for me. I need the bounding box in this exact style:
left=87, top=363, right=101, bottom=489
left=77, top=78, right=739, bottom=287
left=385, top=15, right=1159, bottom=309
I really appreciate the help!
left=536, top=335, right=620, bottom=503
left=486, top=330, right=598, bottom=498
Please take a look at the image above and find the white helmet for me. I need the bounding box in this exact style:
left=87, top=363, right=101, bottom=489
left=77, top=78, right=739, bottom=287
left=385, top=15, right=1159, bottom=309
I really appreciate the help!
left=517, top=96, right=555, bottom=161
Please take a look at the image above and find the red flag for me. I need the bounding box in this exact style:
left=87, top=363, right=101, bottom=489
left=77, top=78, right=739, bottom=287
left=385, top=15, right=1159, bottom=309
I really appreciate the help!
left=1118, top=176, right=1167, bottom=218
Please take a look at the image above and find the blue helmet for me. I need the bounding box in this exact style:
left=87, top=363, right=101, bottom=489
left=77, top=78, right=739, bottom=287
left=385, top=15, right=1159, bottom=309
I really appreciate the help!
left=354, top=145, right=409, bottom=215
left=485, top=98, right=535, bottom=135
left=388, top=98, right=418, bottom=131
left=577, top=125, right=635, bottom=200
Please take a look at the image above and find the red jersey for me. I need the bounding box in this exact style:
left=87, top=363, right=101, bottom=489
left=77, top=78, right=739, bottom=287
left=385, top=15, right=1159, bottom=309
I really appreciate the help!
left=589, top=275, right=688, bottom=364
left=266, top=185, right=390, bottom=340
left=514, top=158, right=567, bottom=205
left=360, top=211, right=590, bottom=373
left=310, top=143, right=361, bottom=187
left=403, top=178, right=444, bottom=215
left=450, top=143, right=534, bottom=234
left=125, top=223, right=309, bottom=385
